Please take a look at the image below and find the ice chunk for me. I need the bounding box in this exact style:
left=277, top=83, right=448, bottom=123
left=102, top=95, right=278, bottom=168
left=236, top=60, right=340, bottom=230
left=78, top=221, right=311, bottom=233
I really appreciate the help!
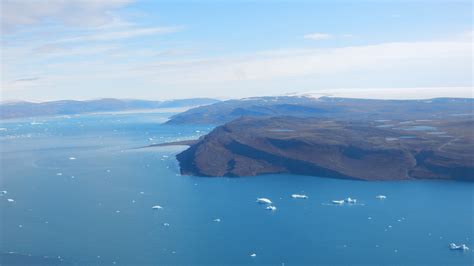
left=266, top=206, right=277, bottom=211
left=345, top=197, right=357, bottom=204
left=291, top=194, right=308, bottom=199
left=449, top=243, right=469, bottom=251
left=256, top=198, right=272, bottom=204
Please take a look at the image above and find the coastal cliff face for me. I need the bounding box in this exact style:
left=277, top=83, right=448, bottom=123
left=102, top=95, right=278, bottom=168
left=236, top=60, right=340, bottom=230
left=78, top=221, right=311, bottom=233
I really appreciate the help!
left=176, top=116, right=474, bottom=181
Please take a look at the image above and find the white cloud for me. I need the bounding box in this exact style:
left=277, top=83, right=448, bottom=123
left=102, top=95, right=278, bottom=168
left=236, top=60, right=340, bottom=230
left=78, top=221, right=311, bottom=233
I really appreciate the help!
left=1, top=0, right=134, bottom=32
left=303, top=33, right=332, bottom=40
left=134, top=40, right=471, bottom=84
left=54, top=26, right=182, bottom=44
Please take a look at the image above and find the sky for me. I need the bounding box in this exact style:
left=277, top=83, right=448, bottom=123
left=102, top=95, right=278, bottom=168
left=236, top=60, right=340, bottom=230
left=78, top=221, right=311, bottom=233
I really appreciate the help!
left=0, top=0, right=472, bottom=102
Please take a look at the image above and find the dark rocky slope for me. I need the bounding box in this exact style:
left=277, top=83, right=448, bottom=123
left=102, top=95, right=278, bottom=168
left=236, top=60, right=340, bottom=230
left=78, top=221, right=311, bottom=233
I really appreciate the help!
left=176, top=116, right=474, bottom=181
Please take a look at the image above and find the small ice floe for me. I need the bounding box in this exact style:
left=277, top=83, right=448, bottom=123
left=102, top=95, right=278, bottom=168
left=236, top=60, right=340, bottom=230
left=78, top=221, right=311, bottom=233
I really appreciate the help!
left=7, top=198, right=14, bottom=202
left=140, top=192, right=145, bottom=195
left=266, top=206, right=277, bottom=211
left=69, top=157, right=76, bottom=160
left=345, top=197, right=357, bottom=204
left=250, top=253, right=257, bottom=257
left=291, top=194, right=308, bottom=199
left=332, top=200, right=344, bottom=205
left=256, top=198, right=272, bottom=204
left=106, top=169, right=111, bottom=173
left=163, top=223, right=170, bottom=227
left=449, top=243, right=469, bottom=251
left=376, top=195, right=387, bottom=200
left=162, top=155, right=169, bottom=158
left=152, top=205, right=163, bottom=210
left=115, top=210, right=121, bottom=213
left=213, top=218, right=221, bottom=222
left=56, top=172, right=63, bottom=176
left=1, top=190, right=7, bottom=195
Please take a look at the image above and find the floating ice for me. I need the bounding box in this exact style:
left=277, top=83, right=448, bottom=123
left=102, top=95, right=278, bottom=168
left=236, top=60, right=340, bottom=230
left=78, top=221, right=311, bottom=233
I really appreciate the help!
left=449, top=243, right=469, bottom=251
left=266, top=206, right=277, bottom=211
left=256, top=198, right=272, bottom=204
left=7, top=198, right=14, bottom=202
left=332, top=200, right=344, bottom=205
left=56, top=173, right=63, bottom=176
left=345, top=197, right=357, bottom=204
left=376, top=195, right=387, bottom=199
left=163, top=223, right=170, bottom=227
left=291, top=194, right=308, bottom=199
left=1, top=190, right=7, bottom=194
left=69, top=157, right=76, bottom=160
left=213, top=218, right=221, bottom=222
left=250, top=253, right=257, bottom=257
left=152, top=205, right=163, bottom=210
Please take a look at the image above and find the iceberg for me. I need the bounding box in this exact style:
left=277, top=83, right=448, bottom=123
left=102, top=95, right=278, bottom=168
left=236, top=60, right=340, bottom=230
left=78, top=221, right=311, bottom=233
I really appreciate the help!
left=250, top=253, right=257, bottom=257
left=152, top=205, right=163, bottom=210
left=345, top=197, right=357, bottom=204
left=291, top=194, right=308, bottom=199
left=332, top=200, right=344, bottom=205
left=256, top=198, right=272, bottom=204
left=266, top=205, right=277, bottom=211
left=449, top=243, right=469, bottom=251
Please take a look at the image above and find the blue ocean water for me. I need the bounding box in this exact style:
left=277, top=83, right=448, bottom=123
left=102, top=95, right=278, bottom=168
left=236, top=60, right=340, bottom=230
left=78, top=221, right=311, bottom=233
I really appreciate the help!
left=0, top=111, right=473, bottom=265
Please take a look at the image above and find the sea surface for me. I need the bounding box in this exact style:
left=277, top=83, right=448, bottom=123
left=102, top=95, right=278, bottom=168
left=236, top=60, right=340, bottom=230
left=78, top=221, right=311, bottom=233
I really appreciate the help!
left=0, top=111, right=473, bottom=265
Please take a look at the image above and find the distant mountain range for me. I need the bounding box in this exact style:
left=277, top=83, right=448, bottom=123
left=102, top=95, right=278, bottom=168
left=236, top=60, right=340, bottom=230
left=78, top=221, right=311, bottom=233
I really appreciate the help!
left=166, top=96, right=473, bottom=124
left=0, top=98, right=219, bottom=119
